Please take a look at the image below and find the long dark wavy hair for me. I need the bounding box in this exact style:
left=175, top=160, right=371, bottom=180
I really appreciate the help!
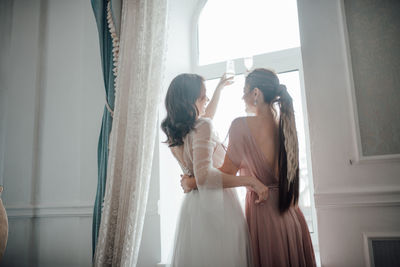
left=161, top=73, right=204, bottom=147
left=245, top=68, right=299, bottom=213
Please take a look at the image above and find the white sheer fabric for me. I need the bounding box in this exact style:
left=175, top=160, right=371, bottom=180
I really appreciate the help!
left=169, top=118, right=252, bottom=267
left=94, top=0, right=168, bottom=266
left=184, top=118, right=223, bottom=188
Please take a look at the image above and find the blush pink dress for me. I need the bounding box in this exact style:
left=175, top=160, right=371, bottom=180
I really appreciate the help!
left=227, top=117, right=316, bottom=267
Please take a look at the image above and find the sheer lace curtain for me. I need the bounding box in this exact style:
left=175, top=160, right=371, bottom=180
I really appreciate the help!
left=94, top=0, right=168, bottom=266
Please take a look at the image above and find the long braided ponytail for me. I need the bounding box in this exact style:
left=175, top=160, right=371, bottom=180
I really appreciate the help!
left=277, top=84, right=299, bottom=212
left=245, top=69, right=299, bottom=212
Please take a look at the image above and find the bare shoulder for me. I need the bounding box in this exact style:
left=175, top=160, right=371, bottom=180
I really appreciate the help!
left=244, top=116, right=257, bottom=124
left=246, top=115, right=278, bottom=130
left=230, top=116, right=246, bottom=128
left=228, top=117, right=248, bottom=139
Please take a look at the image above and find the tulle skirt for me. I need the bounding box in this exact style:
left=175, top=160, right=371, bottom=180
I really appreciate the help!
left=169, top=188, right=253, bottom=267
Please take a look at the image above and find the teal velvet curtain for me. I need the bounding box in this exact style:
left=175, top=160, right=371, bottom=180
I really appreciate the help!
left=91, top=0, right=116, bottom=258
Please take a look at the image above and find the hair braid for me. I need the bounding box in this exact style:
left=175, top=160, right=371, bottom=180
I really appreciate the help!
left=278, top=85, right=299, bottom=188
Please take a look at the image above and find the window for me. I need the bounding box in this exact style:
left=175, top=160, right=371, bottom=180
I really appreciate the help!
left=198, top=0, right=301, bottom=65
left=159, top=0, right=319, bottom=264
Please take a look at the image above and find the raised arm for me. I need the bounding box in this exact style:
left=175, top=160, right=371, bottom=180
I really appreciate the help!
left=203, top=74, right=233, bottom=119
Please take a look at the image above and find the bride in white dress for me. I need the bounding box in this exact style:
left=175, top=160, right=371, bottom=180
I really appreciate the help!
left=161, top=73, right=268, bottom=267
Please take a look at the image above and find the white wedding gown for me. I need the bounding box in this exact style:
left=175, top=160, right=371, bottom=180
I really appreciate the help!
left=169, top=118, right=253, bottom=267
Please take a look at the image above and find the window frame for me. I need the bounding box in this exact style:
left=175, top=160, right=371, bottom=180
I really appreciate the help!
left=190, top=0, right=318, bottom=242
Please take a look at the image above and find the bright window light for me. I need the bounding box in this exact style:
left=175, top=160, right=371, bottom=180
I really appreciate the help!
left=198, top=0, right=301, bottom=65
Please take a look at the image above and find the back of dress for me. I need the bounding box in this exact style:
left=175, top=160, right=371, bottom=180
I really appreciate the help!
left=226, top=117, right=316, bottom=267
left=227, top=117, right=279, bottom=188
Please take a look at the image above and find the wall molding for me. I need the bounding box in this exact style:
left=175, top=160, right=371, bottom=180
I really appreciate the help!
left=6, top=203, right=94, bottom=218
left=338, top=0, right=400, bottom=164
left=6, top=201, right=160, bottom=219
left=350, top=154, right=400, bottom=165
left=363, top=231, right=400, bottom=267
left=315, top=189, right=400, bottom=209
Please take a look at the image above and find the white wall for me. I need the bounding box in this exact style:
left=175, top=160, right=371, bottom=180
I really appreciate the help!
left=0, top=0, right=13, bottom=188
left=1, top=0, right=105, bottom=266
left=297, top=1, right=400, bottom=266
left=0, top=0, right=194, bottom=266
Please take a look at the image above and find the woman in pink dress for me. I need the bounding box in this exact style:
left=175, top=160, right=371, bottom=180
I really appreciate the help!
left=182, top=68, right=316, bottom=266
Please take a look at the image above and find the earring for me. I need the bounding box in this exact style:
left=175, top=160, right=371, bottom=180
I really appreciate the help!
left=254, top=99, right=257, bottom=106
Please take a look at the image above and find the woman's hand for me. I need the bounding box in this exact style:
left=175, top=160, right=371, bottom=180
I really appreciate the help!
left=248, top=177, right=269, bottom=205
left=180, top=174, right=197, bottom=193
left=203, top=73, right=233, bottom=119
left=215, top=73, right=234, bottom=91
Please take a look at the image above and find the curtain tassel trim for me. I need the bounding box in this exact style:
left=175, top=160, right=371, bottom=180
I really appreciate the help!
left=105, top=0, right=120, bottom=118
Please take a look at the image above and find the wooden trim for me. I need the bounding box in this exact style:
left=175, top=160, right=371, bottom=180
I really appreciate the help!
left=315, top=190, right=400, bottom=209
left=6, top=204, right=93, bottom=218
left=338, top=0, right=400, bottom=164
left=363, top=232, right=400, bottom=267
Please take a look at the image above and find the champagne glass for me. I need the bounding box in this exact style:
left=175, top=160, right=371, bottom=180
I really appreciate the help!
left=244, top=56, right=253, bottom=74
left=226, top=59, right=235, bottom=80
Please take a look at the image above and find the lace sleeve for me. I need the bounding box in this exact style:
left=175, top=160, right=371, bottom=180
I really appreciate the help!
left=192, top=119, right=222, bottom=188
